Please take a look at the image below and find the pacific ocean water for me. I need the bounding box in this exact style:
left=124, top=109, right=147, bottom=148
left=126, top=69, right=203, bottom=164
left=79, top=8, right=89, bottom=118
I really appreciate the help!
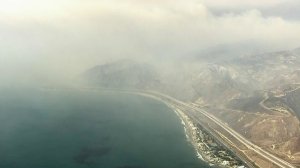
left=0, top=89, right=211, bottom=168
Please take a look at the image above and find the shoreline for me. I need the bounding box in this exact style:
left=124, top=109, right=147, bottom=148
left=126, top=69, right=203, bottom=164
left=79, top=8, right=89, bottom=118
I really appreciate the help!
left=169, top=105, right=247, bottom=168
left=170, top=104, right=206, bottom=162
left=40, top=88, right=248, bottom=167
left=132, top=91, right=247, bottom=168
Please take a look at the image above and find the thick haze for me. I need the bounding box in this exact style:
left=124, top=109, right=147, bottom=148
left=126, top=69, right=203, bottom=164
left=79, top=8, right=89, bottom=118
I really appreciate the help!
left=1, top=0, right=300, bottom=86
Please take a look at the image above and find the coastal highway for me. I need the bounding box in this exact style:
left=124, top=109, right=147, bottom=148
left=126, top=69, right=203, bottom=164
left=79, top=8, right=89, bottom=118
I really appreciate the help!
left=144, top=91, right=296, bottom=168
left=79, top=87, right=296, bottom=168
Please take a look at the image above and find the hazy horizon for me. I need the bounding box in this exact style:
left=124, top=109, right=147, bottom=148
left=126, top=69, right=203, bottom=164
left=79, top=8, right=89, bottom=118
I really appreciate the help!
left=1, top=0, right=300, bottom=86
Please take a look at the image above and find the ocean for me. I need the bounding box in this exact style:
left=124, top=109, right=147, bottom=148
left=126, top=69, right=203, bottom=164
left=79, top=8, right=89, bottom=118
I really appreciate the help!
left=0, top=88, right=211, bottom=168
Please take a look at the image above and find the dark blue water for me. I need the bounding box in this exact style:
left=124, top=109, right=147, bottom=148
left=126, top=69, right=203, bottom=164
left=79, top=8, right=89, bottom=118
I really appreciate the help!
left=0, top=89, right=210, bottom=168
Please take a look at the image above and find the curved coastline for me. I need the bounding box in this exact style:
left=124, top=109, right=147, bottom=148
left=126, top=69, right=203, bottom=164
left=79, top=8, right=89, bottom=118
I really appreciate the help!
left=43, top=87, right=247, bottom=167
left=108, top=90, right=247, bottom=168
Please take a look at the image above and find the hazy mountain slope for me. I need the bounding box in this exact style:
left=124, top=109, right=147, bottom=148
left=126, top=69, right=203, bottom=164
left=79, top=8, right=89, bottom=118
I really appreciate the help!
left=286, top=89, right=300, bottom=119
left=82, top=48, right=300, bottom=108
left=83, top=60, right=161, bottom=90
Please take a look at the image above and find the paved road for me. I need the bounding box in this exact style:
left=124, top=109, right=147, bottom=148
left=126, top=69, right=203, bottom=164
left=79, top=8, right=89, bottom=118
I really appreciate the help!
left=146, top=91, right=296, bottom=168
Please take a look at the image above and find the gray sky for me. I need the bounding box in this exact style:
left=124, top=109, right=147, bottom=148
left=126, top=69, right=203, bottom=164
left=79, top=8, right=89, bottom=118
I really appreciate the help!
left=1, top=0, right=300, bottom=85
left=204, top=0, right=300, bottom=20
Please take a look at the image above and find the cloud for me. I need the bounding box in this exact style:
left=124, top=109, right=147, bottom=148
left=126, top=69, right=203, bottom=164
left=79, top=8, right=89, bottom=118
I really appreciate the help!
left=202, top=0, right=300, bottom=20
left=201, top=0, right=293, bottom=8
left=0, top=0, right=300, bottom=85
